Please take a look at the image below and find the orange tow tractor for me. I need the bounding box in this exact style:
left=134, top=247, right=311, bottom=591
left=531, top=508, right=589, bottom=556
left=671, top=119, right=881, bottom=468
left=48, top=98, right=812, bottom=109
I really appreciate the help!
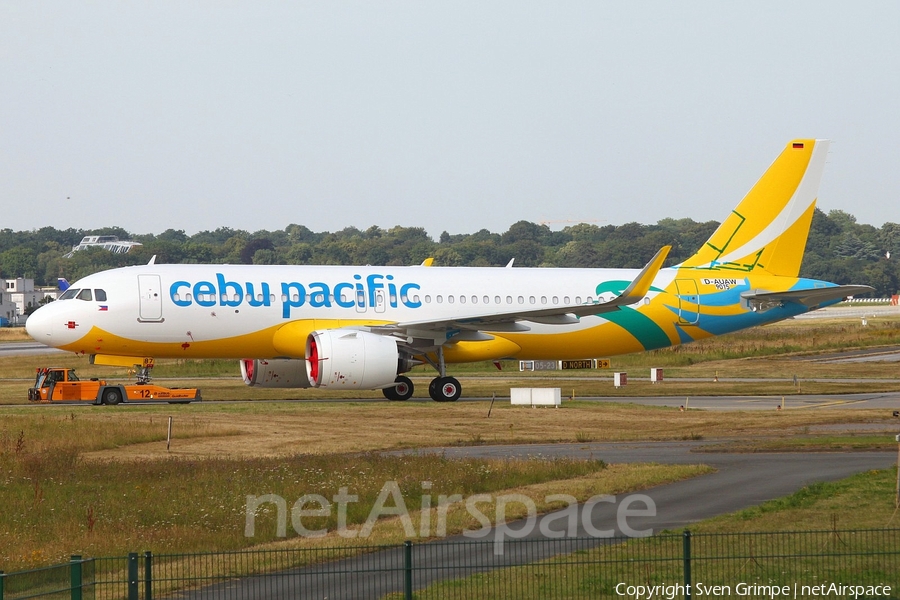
left=27, top=367, right=201, bottom=405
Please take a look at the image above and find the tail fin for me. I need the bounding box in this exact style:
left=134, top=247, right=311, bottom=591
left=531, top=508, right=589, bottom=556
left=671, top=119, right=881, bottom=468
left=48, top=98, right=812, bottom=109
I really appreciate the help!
left=681, top=139, right=829, bottom=277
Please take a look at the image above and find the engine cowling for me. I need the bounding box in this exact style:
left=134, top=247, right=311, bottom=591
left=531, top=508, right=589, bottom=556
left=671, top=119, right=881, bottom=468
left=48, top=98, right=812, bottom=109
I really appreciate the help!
left=306, top=329, right=401, bottom=389
left=241, top=358, right=311, bottom=388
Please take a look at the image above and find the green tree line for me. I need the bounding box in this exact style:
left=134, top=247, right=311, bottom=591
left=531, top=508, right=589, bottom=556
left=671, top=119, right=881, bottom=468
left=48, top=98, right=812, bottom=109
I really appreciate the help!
left=0, top=208, right=897, bottom=296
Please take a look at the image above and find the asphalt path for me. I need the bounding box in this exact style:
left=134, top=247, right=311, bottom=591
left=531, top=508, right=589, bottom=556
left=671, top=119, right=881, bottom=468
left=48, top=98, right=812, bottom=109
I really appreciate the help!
left=0, top=341, right=62, bottom=357
left=575, top=391, right=900, bottom=411
left=188, top=443, right=897, bottom=599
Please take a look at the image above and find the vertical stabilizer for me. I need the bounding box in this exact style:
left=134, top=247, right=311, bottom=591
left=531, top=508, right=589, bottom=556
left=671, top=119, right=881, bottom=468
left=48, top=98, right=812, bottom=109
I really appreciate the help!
left=681, top=139, right=829, bottom=277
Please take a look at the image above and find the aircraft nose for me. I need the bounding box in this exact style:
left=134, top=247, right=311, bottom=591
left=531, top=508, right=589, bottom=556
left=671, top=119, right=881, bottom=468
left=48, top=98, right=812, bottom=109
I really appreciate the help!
left=25, top=304, right=54, bottom=345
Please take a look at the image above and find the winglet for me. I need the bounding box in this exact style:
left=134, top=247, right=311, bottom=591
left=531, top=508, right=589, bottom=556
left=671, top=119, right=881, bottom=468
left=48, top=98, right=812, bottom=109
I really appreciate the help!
left=420, top=258, right=434, bottom=267
left=564, top=245, right=672, bottom=317
left=615, top=245, right=671, bottom=305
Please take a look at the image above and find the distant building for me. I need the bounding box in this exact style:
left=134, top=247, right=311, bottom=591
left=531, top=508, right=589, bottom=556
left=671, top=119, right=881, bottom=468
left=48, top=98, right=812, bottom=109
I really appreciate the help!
left=0, top=289, right=15, bottom=326
left=3, top=278, right=58, bottom=325
left=64, top=235, right=142, bottom=258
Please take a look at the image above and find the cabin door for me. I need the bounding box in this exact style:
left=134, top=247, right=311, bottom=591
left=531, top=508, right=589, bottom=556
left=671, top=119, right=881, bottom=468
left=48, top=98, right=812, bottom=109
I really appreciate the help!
left=138, top=274, right=164, bottom=322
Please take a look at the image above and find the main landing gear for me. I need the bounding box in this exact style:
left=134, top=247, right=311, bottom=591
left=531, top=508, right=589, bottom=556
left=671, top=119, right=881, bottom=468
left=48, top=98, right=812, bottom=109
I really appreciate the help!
left=428, top=376, right=462, bottom=402
left=382, top=375, right=414, bottom=401
left=380, top=347, right=463, bottom=402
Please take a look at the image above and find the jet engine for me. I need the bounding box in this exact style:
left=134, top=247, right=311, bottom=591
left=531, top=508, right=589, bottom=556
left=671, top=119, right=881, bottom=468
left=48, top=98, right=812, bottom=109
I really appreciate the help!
left=240, top=358, right=311, bottom=388
left=306, top=329, right=409, bottom=389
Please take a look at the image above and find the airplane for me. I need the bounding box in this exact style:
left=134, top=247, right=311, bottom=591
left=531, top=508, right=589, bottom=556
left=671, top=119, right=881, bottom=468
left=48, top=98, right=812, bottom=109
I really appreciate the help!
left=26, top=139, right=871, bottom=402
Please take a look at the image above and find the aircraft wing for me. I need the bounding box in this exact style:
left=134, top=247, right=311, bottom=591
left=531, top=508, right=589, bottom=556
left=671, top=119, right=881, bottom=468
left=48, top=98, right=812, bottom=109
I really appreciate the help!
left=380, top=246, right=671, bottom=335
left=741, top=285, right=874, bottom=312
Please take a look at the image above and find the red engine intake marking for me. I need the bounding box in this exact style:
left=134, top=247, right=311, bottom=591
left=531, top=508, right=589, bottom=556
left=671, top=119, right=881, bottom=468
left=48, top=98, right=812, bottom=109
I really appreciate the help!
left=307, top=338, right=319, bottom=383
left=242, top=359, right=254, bottom=382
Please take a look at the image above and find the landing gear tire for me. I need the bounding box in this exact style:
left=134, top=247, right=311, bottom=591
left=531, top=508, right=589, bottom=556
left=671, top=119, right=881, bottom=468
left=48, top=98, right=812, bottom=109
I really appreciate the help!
left=383, top=376, right=414, bottom=401
left=102, top=388, right=122, bottom=406
left=429, top=376, right=461, bottom=402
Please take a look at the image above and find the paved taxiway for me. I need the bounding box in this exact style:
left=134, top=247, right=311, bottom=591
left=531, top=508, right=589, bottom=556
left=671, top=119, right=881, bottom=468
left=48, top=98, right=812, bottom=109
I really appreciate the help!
left=0, top=341, right=63, bottom=357
left=192, top=443, right=896, bottom=599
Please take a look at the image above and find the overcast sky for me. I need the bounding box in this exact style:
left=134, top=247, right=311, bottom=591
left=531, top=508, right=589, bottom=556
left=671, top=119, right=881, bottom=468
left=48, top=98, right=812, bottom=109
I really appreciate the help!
left=2, top=2, right=898, bottom=238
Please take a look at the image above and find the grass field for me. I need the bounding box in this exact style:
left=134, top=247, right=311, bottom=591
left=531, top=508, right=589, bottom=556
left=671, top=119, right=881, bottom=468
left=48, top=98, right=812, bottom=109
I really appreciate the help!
left=1, top=312, right=899, bottom=577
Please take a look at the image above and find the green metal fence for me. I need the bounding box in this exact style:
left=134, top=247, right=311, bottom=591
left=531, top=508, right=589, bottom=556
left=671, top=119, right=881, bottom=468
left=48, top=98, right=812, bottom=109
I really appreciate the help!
left=1, top=529, right=898, bottom=599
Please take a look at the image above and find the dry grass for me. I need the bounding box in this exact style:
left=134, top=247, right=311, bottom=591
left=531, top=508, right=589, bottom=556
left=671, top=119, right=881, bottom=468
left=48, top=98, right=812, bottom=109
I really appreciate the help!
left=0, top=328, right=30, bottom=342
left=0, top=444, right=709, bottom=572
left=21, top=402, right=881, bottom=461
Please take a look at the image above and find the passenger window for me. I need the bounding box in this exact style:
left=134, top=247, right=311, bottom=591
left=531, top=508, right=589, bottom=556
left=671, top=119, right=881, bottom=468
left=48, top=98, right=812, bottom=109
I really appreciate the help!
left=437, top=295, right=443, bottom=304
left=506, top=296, right=513, bottom=304
left=95, top=289, right=107, bottom=301
left=494, top=296, right=500, bottom=304
left=424, top=295, right=432, bottom=303
left=517, top=296, right=524, bottom=304
left=459, top=296, right=466, bottom=304
left=77, top=289, right=93, bottom=301
left=448, top=296, right=455, bottom=304
left=541, top=296, right=547, bottom=304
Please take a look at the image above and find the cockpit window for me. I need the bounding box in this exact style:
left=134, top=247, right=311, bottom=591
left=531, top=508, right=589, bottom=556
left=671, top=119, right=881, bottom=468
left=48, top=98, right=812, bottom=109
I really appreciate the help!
left=95, top=289, right=107, bottom=302
left=59, top=288, right=80, bottom=300
left=77, top=289, right=93, bottom=301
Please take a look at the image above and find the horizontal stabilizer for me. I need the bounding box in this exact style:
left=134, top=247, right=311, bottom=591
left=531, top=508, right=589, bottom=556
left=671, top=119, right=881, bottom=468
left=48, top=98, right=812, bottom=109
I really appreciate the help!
left=741, top=285, right=874, bottom=311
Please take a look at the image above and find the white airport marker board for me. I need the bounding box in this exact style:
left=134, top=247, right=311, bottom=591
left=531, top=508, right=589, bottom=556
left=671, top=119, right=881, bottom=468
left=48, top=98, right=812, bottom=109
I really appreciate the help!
left=510, top=388, right=561, bottom=407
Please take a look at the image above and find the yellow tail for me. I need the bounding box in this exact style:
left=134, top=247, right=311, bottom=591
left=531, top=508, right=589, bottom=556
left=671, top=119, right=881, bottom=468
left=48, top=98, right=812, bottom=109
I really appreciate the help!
left=681, top=139, right=829, bottom=277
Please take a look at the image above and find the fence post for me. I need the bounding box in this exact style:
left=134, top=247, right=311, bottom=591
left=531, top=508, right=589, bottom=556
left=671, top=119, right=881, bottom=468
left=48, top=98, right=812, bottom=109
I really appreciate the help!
left=404, top=540, right=413, bottom=600
left=70, top=555, right=83, bottom=600
left=144, top=551, right=153, bottom=600
left=683, top=530, right=692, bottom=600
left=128, top=553, right=139, bottom=600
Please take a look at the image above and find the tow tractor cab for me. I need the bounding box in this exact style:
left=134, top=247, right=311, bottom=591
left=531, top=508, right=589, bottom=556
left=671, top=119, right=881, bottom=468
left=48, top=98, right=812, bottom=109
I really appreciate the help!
left=28, top=366, right=201, bottom=405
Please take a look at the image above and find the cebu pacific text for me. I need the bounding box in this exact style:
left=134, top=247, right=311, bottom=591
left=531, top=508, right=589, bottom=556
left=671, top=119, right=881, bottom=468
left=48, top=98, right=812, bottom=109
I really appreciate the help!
left=169, top=273, right=423, bottom=317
